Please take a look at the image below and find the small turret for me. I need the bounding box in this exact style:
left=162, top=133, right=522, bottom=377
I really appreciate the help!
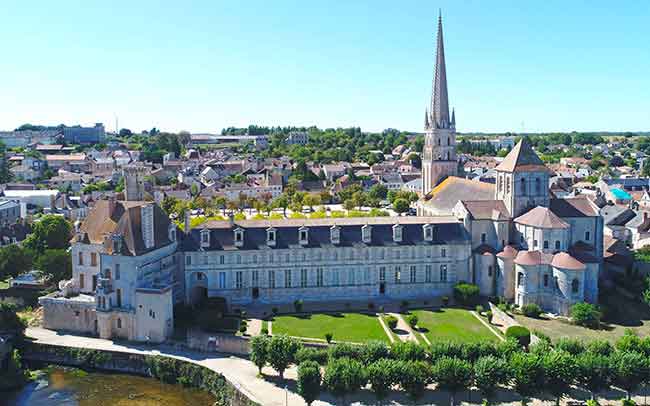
left=424, top=108, right=430, bottom=129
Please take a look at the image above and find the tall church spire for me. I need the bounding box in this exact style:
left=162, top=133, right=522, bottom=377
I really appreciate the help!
left=430, top=11, right=450, bottom=129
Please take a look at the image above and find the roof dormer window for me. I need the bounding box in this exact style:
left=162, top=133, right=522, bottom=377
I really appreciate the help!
left=362, top=224, right=372, bottom=244
left=200, top=229, right=210, bottom=248
left=423, top=224, right=433, bottom=242
left=299, top=226, right=309, bottom=246
left=267, top=227, right=277, bottom=247
left=393, top=224, right=403, bottom=243
left=234, top=227, right=244, bottom=248
left=330, top=225, right=340, bottom=245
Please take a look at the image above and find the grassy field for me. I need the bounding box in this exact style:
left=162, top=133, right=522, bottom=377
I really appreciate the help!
left=515, top=293, right=650, bottom=344
left=413, top=308, right=499, bottom=343
left=271, top=312, right=390, bottom=343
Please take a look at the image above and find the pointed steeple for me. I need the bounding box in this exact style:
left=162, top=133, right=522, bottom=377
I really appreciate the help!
left=430, top=11, right=450, bottom=129
left=424, top=108, right=430, bottom=129
left=451, top=108, right=456, bottom=126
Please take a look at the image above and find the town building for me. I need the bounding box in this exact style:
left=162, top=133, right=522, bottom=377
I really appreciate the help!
left=62, top=123, right=106, bottom=144
left=286, top=131, right=309, bottom=145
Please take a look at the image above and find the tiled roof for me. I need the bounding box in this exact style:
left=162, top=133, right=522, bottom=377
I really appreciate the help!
left=461, top=200, right=510, bottom=220
left=551, top=252, right=586, bottom=270
left=514, top=250, right=553, bottom=266
left=422, top=177, right=495, bottom=214
left=549, top=197, right=599, bottom=218
left=495, top=139, right=548, bottom=173
left=496, top=245, right=519, bottom=259
left=515, top=206, right=570, bottom=229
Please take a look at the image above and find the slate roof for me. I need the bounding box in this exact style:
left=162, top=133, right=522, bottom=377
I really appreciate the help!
left=495, top=139, right=549, bottom=173
left=182, top=216, right=469, bottom=251
left=515, top=206, right=570, bottom=229
left=600, top=205, right=636, bottom=226
left=549, top=197, right=599, bottom=218
left=75, top=199, right=174, bottom=256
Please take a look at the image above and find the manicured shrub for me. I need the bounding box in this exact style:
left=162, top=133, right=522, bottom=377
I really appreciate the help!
left=328, top=342, right=362, bottom=361
left=297, top=360, right=321, bottom=406
left=324, top=332, right=333, bottom=343
left=485, top=310, right=493, bottom=324
left=367, top=358, right=399, bottom=400
left=385, top=315, right=398, bottom=330
left=397, top=360, right=431, bottom=402
left=509, top=352, right=544, bottom=403
left=521, top=303, right=543, bottom=318
left=361, top=341, right=390, bottom=365
left=497, top=303, right=508, bottom=313
left=294, top=299, right=304, bottom=313
left=323, top=357, right=366, bottom=400
left=407, top=314, right=418, bottom=329
left=429, top=341, right=464, bottom=361
left=461, top=341, right=498, bottom=362
left=267, top=334, right=302, bottom=379
left=586, top=339, right=613, bottom=356
left=532, top=329, right=551, bottom=344
left=570, top=302, right=601, bottom=329
left=296, top=347, right=329, bottom=365
left=260, top=326, right=269, bottom=336
left=441, top=296, right=449, bottom=307
left=611, top=351, right=648, bottom=399
left=391, top=341, right=426, bottom=362
left=474, top=355, right=510, bottom=404
left=495, top=338, right=523, bottom=359
left=543, top=350, right=578, bottom=405
left=505, top=326, right=531, bottom=347
left=272, top=307, right=279, bottom=315
left=453, top=283, right=480, bottom=306
left=576, top=351, right=612, bottom=401
left=555, top=338, right=585, bottom=355
left=475, top=305, right=485, bottom=314
left=616, top=329, right=642, bottom=353
left=432, top=357, right=473, bottom=406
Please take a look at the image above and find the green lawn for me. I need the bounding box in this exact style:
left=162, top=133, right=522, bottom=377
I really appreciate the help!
left=271, top=312, right=390, bottom=343
left=0, top=278, right=9, bottom=290
left=515, top=293, right=650, bottom=344
left=413, top=308, right=499, bottom=343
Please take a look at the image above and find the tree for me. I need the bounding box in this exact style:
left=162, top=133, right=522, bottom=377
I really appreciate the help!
left=576, top=352, right=612, bottom=401
left=35, top=249, right=72, bottom=284
left=543, top=350, right=577, bottom=406
left=267, top=335, right=301, bottom=380
left=368, top=184, right=388, bottom=200
left=119, top=128, right=133, bottom=137
left=0, top=142, right=13, bottom=184
left=570, top=302, right=601, bottom=328
left=24, top=214, right=72, bottom=252
left=297, top=360, right=321, bottom=406
left=453, top=283, right=480, bottom=306
left=509, top=352, right=544, bottom=406
left=303, top=194, right=320, bottom=212
left=0, top=245, right=32, bottom=280
left=398, top=360, right=430, bottom=402
left=391, top=341, right=426, bottom=362
left=0, top=302, right=26, bottom=336
left=250, top=335, right=269, bottom=374
left=609, top=155, right=625, bottom=167
left=366, top=358, right=397, bottom=400
left=274, top=195, right=289, bottom=217
left=393, top=198, right=409, bottom=215
left=611, top=351, right=648, bottom=399
left=323, top=357, right=366, bottom=401
left=474, top=355, right=509, bottom=405
left=432, top=357, right=473, bottom=406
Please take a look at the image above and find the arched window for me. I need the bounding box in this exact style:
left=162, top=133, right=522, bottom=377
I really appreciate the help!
left=572, top=279, right=580, bottom=293
left=517, top=272, right=524, bottom=286
left=535, top=178, right=541, bottom=194
left=447, top=137, right=450, bottom=146
left=521, top=178, right=526, bottom=193
left=555, top=240, right=561, bottom=250
left=437, top=138, right=441, bottom=146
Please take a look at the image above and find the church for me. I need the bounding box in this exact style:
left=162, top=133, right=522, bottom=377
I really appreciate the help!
left=418, top=15, right=603, bottom=315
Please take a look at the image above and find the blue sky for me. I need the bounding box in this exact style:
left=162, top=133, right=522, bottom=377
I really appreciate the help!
left=1, top=0, right=648, bottom=134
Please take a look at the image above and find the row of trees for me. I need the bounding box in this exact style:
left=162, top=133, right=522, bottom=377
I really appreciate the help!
left=251, top=331, right=650, bottom=406
left=0, top=215, right=72, bottom=284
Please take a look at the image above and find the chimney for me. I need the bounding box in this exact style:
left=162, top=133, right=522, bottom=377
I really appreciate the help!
left=184, top=210, right=191, bottom=235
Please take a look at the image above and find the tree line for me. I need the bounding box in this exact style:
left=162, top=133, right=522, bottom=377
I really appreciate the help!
left=251, top=330, right=650, bottom=406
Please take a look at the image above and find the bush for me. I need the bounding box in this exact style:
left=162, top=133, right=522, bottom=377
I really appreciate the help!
left=391, top=341, right=426, bottom=362
left=272, top=307, right=279, bottom=315
left=453, top=283, right=480, bottom=306
left=407, top=314, right=418, bottom=329
left=571, top=302, right=601, bottom=329
left=401, top=300, right=410, bottom=310
left=368, top=302, right=375, bottom=310
left=441, top=296, right=449, bottom=307
left=260, top=327, right=269, bottom=336
left=328, top=343, right=362, bottom=361
left=586, top=339, right=613, bottom=356
left=398, top=360, right=431, bottom=402
left=323, top=357, right=366, bottom=399
left=475, top=305, right=485, bottom=314
left=555, top=338, right=585, bottom=355
left=267, top=335, right=302, bottom=379
left=521, top=303, right=543, bottom=318
left=532, top=329, right=551, bottom=344
left=429, top=341, right=464, bottom=361
left=497, top=303, right=508, bottom=313
left=250, top=335, right=269, bottom=374
left=294, top=299, right=304, bottom=313
left=505, top=325, right=531, bottom=347
left=367, top=359, right=399, bottom=400
left=485, top=310, right=493, bottom=324
left=297, top=360, right=321, bottom=406
left=324, top=332, right=333, bottom=343
left=385, top=315, right=398, bottom=330
left=296, top=347, right=329, bottom=365
left=361, top=341, right=390, bottom=365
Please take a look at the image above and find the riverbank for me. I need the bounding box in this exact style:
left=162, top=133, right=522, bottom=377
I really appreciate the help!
left=19, top=340, right=258, bottom=406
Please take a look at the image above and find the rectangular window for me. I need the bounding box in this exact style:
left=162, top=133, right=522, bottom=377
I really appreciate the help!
left=481, top=233, right=487, bottom=243
left=285, top=270, right=291, bottom=288
left=441, top=248, right=446, bottom=258
left=186, top=255, right=191, bottom=265
left=219, top=272, right=226, bottom=289
left=555, top=240, right=561, bottom=250
left=440, top=265, right=448, bottom=282
left=316, top=268, right=323, bottom=287
left=543, top=240, right=549, bottom=249
left=203, top=256, right=208, bottom=265
left=395, top=266, right=401, bottom=284
left=236, top=255, right=241, bottom=264
left=269, top=270, right=276, bottom=288
left=379, top=267, right=386, bottom=282
left=91, top=252, right=97, bottom=266
left=79, top=273, right=85, bottom=289
left=300, top=269, right=307, bottom=287
left=116, top=289, right=122, bottom=307
left=333, top=270, right=340, bottom=286
left=410, top=266, right=417, bottom=283
left=236, top=271, right=243, bottom=289
left=252, top=270, right=259, bottom=287
left=395, top=250, right=401, bottom=260
left=115, top=264, right=120, bottom=280
left=425, top=265, right=432, bottom=282
left=348, top=269, right=355, bottom=286
left=544, top=274, right=549, bottom=287
left=219, top=255, right=225, bottom=265
left=78, top=252, right=84, bottom=266
left=364, top=267, right=370, bottom=283
left=92, top=275, right=97, bottom=291
left=533, top=240, right=538, bottom=248
left=585, top=231, right=590, bottom=241
left=269, top=253, right=274, bottom=263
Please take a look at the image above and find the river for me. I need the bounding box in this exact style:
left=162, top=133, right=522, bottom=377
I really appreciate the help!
left=5, top=365, right=216, bottom=406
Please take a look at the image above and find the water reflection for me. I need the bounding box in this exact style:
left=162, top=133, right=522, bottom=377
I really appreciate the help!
left=6, top=365, right=215, bottom=406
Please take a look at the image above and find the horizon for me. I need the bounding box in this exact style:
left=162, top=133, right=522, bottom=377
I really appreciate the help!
left=1, top=1, right=649, bottom=134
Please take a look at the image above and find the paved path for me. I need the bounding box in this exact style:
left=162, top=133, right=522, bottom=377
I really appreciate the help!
left=246, top=318, right=263, bottom=336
